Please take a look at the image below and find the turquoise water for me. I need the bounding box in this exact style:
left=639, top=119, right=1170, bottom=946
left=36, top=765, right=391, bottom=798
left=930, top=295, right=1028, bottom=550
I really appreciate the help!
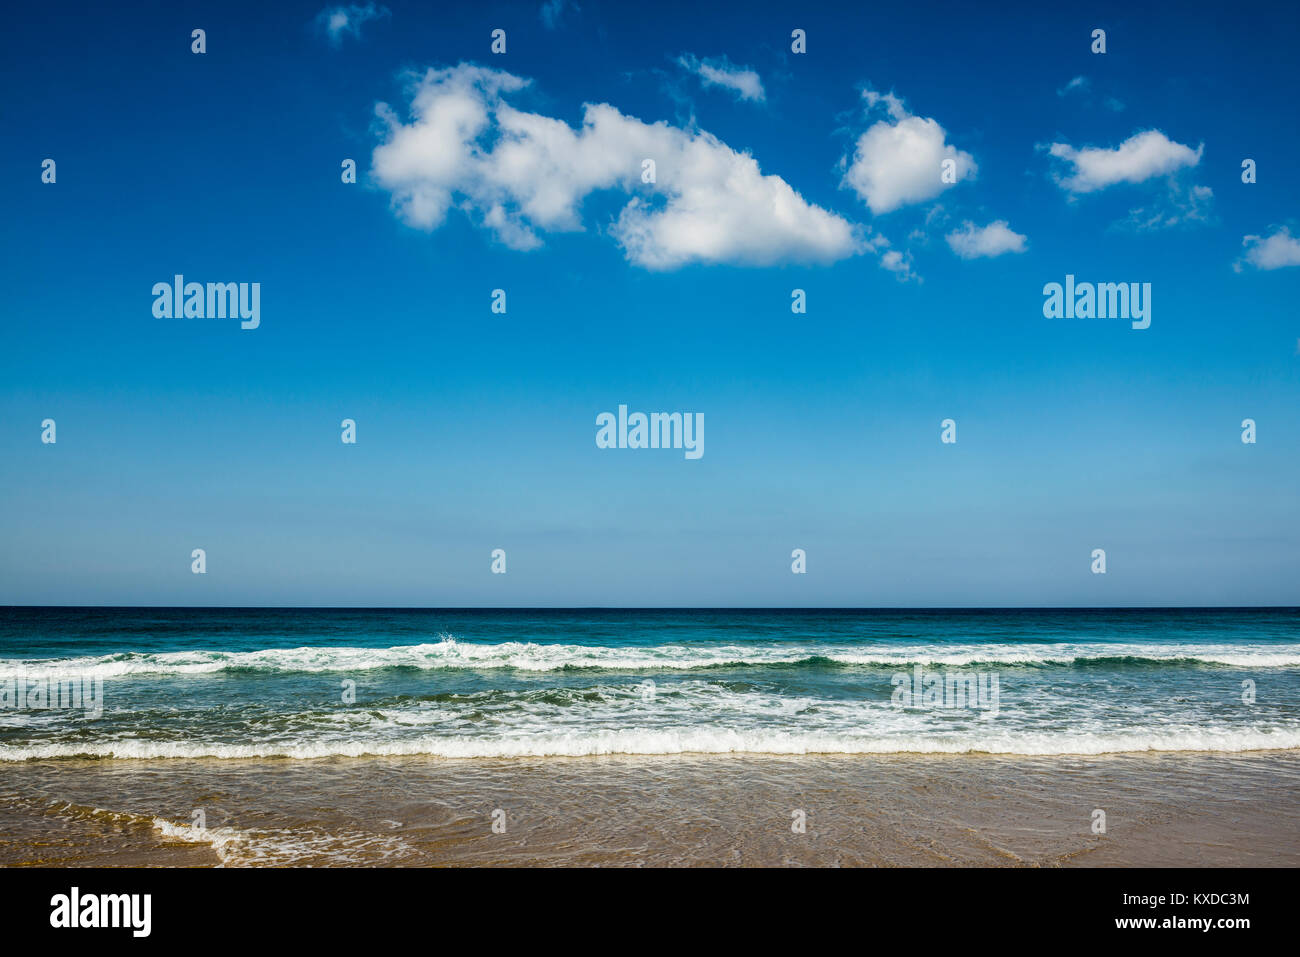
left=2, top=607, right=1298, bottom=759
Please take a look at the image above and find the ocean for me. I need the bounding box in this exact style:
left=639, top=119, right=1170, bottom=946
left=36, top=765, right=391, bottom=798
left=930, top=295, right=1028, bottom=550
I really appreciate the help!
left=2, top=607, right=1298, bottom=761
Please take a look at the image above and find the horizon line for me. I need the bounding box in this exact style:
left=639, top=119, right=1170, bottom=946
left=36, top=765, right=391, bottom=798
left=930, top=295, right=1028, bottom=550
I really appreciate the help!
left=3, top=604, right=1298, bottom=612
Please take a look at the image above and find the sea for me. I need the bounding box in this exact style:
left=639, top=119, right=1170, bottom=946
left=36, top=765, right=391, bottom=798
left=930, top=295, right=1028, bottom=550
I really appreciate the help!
left=3, top=606, right=1298, bottom=761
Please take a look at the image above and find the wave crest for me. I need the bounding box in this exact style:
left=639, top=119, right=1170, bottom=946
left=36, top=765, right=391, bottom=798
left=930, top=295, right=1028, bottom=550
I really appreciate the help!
left=5, top=637, right=1299, bottom=678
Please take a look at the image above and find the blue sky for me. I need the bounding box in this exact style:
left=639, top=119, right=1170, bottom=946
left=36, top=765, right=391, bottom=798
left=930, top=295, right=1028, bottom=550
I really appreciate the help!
left=2, top=0, right=1298, bottom=606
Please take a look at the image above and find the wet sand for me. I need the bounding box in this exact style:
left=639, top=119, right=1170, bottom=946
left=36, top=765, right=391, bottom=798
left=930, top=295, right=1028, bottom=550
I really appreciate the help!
left=2, top=750, right=1298, bottom=866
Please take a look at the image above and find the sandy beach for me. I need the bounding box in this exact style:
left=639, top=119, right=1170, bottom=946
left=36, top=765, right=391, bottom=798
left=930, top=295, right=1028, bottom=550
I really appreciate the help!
left=3, top=749, right=1297, bottom=867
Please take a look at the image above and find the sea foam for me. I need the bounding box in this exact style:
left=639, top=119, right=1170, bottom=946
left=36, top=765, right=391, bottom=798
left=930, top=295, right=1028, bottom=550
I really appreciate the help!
left=4, top=637, right=1299, bottom=678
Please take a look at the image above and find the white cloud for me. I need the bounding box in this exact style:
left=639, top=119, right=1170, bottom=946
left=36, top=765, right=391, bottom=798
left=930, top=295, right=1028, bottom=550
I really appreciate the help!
left=1235, top=227, right=1300, bottom=272
left=1047, top=130, right=1203, bottom=194
left=677, top=54, right=765, bottom=103
left=841, top=89, right=976, bottom=215
left=1121, top=182, right=1213, bottom=232
left=1055, top=76, right=1125, bottom=111
left=1057, top=76, right=1090, bottom=96
left=878, top=247, right=917, bottom=282
left=944, top=220, right=1027, bottom=259
left=371, top=63, right=861, bottom=270
left=316, top=4, right=389, bottom=46
left=540, top=0, right=573, bottom=30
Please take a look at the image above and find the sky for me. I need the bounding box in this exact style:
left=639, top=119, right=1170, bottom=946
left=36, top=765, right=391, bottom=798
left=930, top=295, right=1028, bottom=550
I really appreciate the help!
left=1, top=0, right=1298, bottom=607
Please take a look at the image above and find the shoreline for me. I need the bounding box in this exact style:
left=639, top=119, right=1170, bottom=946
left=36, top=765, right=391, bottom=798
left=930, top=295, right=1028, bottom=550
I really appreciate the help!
left=4, top=742, right=1300, bottom=763
left=3, top=749, right=1297, bottom=867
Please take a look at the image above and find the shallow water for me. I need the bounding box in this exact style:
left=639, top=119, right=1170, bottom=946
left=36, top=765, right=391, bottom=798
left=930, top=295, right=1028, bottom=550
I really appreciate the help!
left=2, top=751, right=1297, bottom=866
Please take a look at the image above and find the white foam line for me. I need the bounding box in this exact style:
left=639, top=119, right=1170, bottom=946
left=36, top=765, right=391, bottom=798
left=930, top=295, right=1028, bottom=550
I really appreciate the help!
left=10, top=727, right=1300, bottom=761
left=4, top=638, right=1299, bottom=678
